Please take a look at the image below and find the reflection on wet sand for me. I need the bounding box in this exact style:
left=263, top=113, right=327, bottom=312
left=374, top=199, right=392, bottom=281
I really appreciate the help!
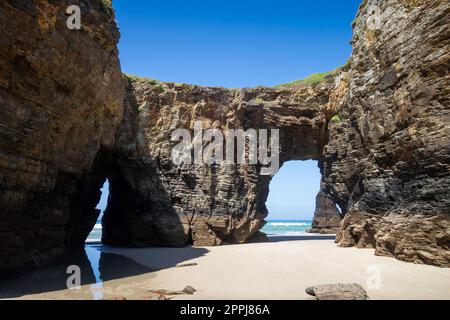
left=0, top=245, right=153, bottom=299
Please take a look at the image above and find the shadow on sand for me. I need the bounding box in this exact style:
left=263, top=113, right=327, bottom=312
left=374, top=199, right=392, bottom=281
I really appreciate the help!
left=0, top=244, right=208, bottom=299
left=0, top=236, right=333, bottom=298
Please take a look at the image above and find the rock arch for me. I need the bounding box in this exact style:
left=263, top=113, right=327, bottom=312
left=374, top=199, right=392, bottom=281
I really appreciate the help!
left=0, top=0, right=448, bottom=278
left=107, top=79, right=333, bottom=247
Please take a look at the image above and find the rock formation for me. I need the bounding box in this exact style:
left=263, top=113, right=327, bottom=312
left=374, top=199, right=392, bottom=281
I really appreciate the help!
left=306, top=283, right=369, bottom=300
left=322, top=0, right=450, bottom=266
left=0, top=0, right=448, bottom=277
left=308, top=180, right=342, bottom=234
left=106, top=78, right=331, bottom=247
left=0, top=0, right=123, bottom=276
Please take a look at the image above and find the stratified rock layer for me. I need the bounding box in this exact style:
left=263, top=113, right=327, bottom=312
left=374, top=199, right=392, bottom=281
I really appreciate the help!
left=0, top=0, right=123, bottom=276
left=308, top=180, right=342, bottom=234
left=323, top=0, right=450, bottom=266
left=0, top=0, right=449, bottom=277
left=107, top=78, right=331, bottom=247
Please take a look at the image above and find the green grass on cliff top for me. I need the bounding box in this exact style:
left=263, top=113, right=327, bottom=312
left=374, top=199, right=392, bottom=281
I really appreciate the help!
left=274, top=60, right=350, bottom=88
left=101, top=0, right=112, bottom=9
left=123, top=59, right=351, bottom=89
left=274, top=71, right=335, bottom=88
left=100, top=0, right=114, bottom=16
left=123, top=73, right=162, bottom=85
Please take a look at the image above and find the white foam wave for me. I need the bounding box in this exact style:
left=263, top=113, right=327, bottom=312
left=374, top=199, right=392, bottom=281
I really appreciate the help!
left=267, top=222, right=309, bottom=226
left=93, top=224, right=102, bottom=229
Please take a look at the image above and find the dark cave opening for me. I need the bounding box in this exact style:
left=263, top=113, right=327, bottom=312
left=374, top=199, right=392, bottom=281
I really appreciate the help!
left=64, top=147, right=138, bottom=251
left=100, top=166, right=135, bottom=247
left=64, top=150, right=110, bottom=253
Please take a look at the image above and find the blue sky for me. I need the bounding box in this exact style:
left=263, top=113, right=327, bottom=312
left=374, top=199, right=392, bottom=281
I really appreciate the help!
left=114, top=0, right=360, bottom=87
left=266, top=160, right=321, bottom=220
left=97, top=0, right=360, bottom=219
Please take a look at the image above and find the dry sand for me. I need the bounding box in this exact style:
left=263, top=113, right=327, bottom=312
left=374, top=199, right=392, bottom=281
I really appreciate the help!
left=9, top=235, right=450, bottom=300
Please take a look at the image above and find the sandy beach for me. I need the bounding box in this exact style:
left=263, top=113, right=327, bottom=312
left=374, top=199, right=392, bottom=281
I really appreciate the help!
left=4, top=235, right=449, bottom=300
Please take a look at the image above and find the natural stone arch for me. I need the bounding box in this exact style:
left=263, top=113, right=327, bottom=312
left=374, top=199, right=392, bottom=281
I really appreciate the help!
left=104, top=78, right=335, bottom=246
left=1, top=0, right=448, bottom=278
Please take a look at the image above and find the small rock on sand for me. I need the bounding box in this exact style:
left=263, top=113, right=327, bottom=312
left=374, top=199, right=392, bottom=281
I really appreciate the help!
left=149, top=285, right=197, bottom=296
left=306, top=283, right=369, bottom=300
left=102, top=296, right=127, bottom=300
left=146, top=294, right=170, bottom=300
left=176, top=263, right=198, bottom=268
left=182, top=285, right=197, bottom=295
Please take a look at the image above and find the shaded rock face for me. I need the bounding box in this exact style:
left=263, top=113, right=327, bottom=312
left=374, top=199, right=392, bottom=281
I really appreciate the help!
left=0, top=0, right=449, bottom=277
left=322, top=0, right=450, bottom=266
left=108, top=79, right=331, bottom=247
left=0, top=1, right=124, bottom=276
left=308, top=180, right=342, bottom=234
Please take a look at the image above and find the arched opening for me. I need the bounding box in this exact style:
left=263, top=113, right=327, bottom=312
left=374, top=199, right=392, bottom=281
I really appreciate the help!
left=86, top=180, right=109, bottom=243
left=63, top=148, right=113, bottom=252
left=63, top=148, right=138, bottom=252
left=263, top=160, right=321, bottom=236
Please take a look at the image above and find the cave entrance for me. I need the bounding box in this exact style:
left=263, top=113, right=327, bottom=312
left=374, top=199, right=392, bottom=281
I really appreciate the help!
left=263, top=160, right=321, bottom=236
left=64, top=148, right=134, bottom=252
left=64, top=148, right=113, bottom=252
left=86, top=180, right=110, bottom=243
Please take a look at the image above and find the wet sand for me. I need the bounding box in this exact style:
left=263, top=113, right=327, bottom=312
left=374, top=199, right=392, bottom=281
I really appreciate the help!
left=4, top=235, right=450, bottom=300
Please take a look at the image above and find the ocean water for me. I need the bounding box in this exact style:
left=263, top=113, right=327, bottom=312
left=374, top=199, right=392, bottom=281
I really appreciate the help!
left=261, top=220, right=312, bottom=236
left=87, top=219, right=312, bottom=242
left=87, top=223, right=102, bottom=242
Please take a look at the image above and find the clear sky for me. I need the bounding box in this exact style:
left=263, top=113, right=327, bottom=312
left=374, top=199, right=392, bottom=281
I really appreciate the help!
left=96, top=0, right=360, bottom=219
left=114, top=0, right=361, bottom=88
left=266, top=160, right=321, bottom=220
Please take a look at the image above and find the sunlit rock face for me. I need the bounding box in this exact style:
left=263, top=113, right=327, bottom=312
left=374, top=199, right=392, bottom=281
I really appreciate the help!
left=110, top=79, right=331, bottom=247
left=0, top=0, right=124, bottom=276
left=322, top=0, right=450, bottom=267
left=0, top=0, right=449, bottom=278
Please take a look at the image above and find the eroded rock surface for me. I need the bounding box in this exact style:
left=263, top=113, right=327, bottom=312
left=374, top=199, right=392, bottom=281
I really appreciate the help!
left=308, top=180, right=342, bottom=234
left=306, top=283, right=369, bottom=300
left=108, top=79, right=331, bottom=247
left=0, top=0, right=123, bottom=276
left=0, top=0, right=449, bottom=278
left=323, top=0, right=450, bottom=266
